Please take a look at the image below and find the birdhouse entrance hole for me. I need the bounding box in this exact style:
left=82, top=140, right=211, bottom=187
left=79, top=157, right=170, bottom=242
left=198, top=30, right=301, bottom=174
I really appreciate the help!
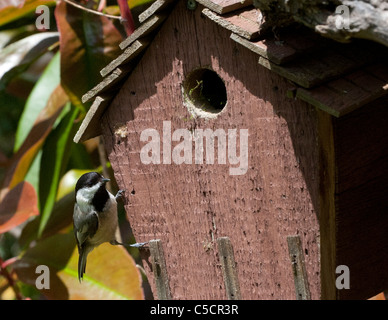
left=182, top=68, right=227, bottom=119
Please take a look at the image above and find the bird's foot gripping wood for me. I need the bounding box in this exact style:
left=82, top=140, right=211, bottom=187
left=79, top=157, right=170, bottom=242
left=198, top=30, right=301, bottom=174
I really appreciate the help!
left=115, top=189, right=125, bottom=200
left=110, top=239, right=149, bottom=248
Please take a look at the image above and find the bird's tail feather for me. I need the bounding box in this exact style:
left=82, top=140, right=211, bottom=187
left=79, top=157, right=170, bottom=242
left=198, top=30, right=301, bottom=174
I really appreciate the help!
left=78, top=246, right=91, bottom=282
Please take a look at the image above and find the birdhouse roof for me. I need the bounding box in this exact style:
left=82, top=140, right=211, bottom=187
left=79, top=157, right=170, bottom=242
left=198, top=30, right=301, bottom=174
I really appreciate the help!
left=74, top=0, right=388, bottom=143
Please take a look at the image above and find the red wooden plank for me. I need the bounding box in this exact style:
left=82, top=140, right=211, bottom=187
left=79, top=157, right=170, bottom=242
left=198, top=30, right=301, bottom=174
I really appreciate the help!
left=231, top=27, right=332, bottom=65
left=231, top=33, right=297, bottom=64
left=74, top=96, right=108, bottom=143
left=138, top=0, right=176, bottom=23
left=82, top=68, right=128, bottom=104
left=202, top=7, right=262, bottom=40
left=296, top=67, right=388, bottom=117
left=119, top=15, right=166, bottom=50
left=364, top=63, right=388, bottom=82
left=196, top=0, right=253, bottom=14
left=345, top=69, right=386, bottom=94
left=102, top=39, right=149, bottom=77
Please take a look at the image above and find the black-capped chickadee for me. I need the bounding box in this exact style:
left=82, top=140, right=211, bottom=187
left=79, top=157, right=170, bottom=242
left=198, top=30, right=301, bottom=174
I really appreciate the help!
left=73, top=172, right=146, bottom=282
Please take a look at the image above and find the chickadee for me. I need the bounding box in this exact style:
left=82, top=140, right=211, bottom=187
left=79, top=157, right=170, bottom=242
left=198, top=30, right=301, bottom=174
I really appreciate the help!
left=73, top=172, right=146, bottom=282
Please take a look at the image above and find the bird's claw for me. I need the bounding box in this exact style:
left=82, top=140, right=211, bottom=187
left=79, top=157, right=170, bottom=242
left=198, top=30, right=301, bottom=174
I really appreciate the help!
left=110, top=240, right=149, bottom=248
left=115, top=189, right=125, bottom=200
left=129, top=241, right=148, bottom=248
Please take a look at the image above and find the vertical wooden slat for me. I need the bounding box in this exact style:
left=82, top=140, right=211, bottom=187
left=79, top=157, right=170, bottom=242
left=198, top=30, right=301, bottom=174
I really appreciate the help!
left=217, top=237, right=241, bottom=300
left=149, top=239, right=172, bottom=300
left=287, top=235, right=311, bottom=300
left=317, top=110, right=337, bottom=300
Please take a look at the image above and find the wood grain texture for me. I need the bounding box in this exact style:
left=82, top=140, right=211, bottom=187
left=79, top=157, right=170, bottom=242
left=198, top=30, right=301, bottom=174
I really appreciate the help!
left=74, top=96, right=108, bottom=143
left=258, top=40, right=388, bottom=90
left=138, top=0, right=177, bottom=23
left=317, top=109, right=337, bottom=300
left=202, top=7, right=262, bottom=40
left=119, top=15, right=167, bottom=50
left=334, top=97, right=388, bottom=299
left=230, top=27, right=329, bottom=65
left=102, top=1, right=320, bottom=299
left=259, top=52, right=356, bottom=89
left=101, top=39, right=148, bottom=77
left=82, top=68, right=128, bottom=103
left=287, top=235, right=311, bottom=300
left=149, top=239, right=172, bottom=299
left=196, top=0, right=254, bottom=14
left=230, top=33, right=297, bottom=65
left=318, top=96, right=388, bottom=300
left=297, top=66, right=388, bottom=117
left=217, top=237, right=241, bottom=299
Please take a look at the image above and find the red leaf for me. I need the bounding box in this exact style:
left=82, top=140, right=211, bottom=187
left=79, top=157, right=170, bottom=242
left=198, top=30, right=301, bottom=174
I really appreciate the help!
left=55, top=1, right=123, bottom=109
left=0, top=181, right=39, bottom=234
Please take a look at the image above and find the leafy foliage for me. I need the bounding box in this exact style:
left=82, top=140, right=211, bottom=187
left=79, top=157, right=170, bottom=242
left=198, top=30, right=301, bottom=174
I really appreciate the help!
left=55, top=1, right=123, bottom=110
left=13, top=233, right=144, bottom=299
left=0, top=181, right=39, bottom=234
left=0, top=0, right=153, bottom=300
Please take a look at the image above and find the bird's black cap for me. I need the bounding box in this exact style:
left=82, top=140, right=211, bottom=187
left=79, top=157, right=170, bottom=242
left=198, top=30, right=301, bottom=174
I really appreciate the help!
left=75, top=172, right=109, bottom=193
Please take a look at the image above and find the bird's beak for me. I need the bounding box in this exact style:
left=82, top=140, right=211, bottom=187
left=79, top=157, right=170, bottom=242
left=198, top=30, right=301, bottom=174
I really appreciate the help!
left=102, top=178, right=110, bottom=183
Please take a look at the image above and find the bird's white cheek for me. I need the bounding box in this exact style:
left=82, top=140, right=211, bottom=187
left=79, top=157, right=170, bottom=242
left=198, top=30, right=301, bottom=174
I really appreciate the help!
left=76, top=183, right=101, bottom=212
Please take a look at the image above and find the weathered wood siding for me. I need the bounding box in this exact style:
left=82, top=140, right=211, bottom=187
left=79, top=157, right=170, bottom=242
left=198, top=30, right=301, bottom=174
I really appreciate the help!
left=102, top=1, right=320, bottom=299
left=334, top=97, right=388, bottom=299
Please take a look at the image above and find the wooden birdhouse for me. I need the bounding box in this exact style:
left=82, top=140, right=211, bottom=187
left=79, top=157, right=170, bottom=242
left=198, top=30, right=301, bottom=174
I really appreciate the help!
left=74, top=0, right=388, bottom=300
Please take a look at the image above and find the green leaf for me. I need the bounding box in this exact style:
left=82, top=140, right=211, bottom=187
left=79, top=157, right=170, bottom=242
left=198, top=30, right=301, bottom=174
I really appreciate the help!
left=13, top=232, right=144, bottom=300
left=55, top=1, right=123, bottom=110
left=24, top=149, right=42, bottom=199
left=0, top=32, right=58, bottom=91
left=0, top=0, right=56, bottom=27
left=14, top=51, right=61, bottom=152
left=129, top=0, right=155, bottom=8
left=2, top=85, right=68, bottom=189
left=66, top=142, right=94, bottom=170
left=56, top=168, right=90, bottom=201
left=37, top=104, right=79, bottom=237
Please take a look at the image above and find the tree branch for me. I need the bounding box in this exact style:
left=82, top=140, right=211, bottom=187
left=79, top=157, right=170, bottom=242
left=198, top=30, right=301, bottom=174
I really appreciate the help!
left=117, top=0, right=135, bottom=36
left=0, top=257, right=23, bottom=300
left=253, top=0, right=388, bottom=47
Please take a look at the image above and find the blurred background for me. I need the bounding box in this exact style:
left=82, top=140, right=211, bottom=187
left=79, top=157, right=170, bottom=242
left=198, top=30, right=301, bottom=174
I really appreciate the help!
left=0, top=0, right=154, bottom=300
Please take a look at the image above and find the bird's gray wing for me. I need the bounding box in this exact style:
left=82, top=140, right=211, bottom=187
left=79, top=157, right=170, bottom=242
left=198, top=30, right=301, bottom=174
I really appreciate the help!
left=73, top=203, right=99, bottom=251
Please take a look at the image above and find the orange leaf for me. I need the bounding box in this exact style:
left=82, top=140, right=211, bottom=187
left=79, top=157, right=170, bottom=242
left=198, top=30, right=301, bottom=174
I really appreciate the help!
left=63, top=242, right=145, bottom=300
left=368, top=292, right=386, bottom=300
left=0, top=181, right=39, bottom=234
left=13, top=233, right=144, bottom=300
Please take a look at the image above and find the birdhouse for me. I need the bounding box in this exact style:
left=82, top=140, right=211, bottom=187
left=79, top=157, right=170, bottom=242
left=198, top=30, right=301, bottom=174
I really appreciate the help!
left=74, top=0, right=388, bottom=300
